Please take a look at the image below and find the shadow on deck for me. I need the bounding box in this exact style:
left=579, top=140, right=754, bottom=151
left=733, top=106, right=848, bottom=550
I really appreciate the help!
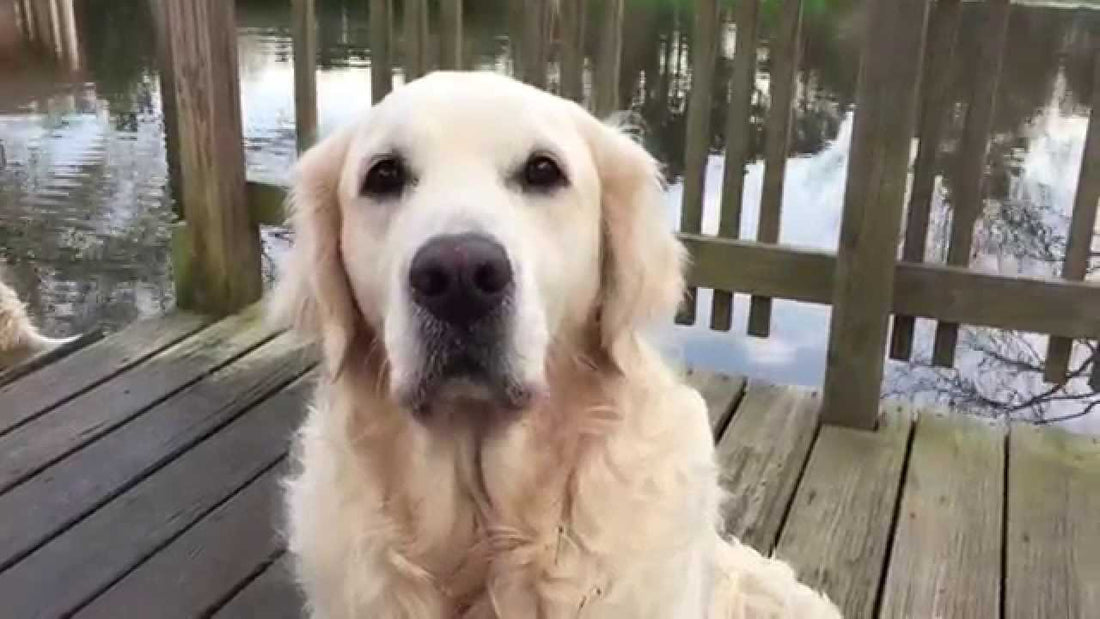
left=0, top=309, right=1096, bottom=617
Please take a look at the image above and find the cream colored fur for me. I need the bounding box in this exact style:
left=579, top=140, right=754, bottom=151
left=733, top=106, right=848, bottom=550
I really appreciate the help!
left=0, top=268, right=65, bottom=370
left=273, top=72, right=841, bottom=618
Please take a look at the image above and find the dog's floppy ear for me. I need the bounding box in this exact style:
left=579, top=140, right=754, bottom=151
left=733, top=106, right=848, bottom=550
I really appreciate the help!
left=581, top=115, right=687, bottom=364
left=270, top=125, right=362, bottom=371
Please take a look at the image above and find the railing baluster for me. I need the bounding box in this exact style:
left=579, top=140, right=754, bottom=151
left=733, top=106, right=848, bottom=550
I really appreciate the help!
left=711, top=0, right=760, bottom=332
left=747, top=0, right=802, bottom=338
left=439, top=0, right=463, bottom=70
left=890, top=0, right=961, bottom=360
left=560, top=0, right=587, bottom=103
left=677, top=0, right=722, bottom=325
left=370, top=0, right=393, bottom=103
left=1043, top=53, right=1100, bottom=384
left=519, top=0, right=551, bottom=88
left=821, top=0, right=932, bottom=429
left=150, top=0, right=182, bottom=213
left=402, top=0, right=428, bottom=80
left=593, top=0, right=623, bottom=117
left=931, top=0, right=1011, bottom=367
left=292, top=0, right=318, bottom=153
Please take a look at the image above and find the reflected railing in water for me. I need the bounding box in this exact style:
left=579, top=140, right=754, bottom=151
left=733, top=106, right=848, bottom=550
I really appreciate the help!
left=0, top=0, right=1097, bottom=428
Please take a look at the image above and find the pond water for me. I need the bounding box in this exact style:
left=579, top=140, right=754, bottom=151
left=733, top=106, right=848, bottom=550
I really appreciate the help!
left=0, top=0, right=1097, bottom=428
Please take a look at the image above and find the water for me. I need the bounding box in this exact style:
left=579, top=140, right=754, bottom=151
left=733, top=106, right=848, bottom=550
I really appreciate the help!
left=0, top=0, right=1097, bottom=428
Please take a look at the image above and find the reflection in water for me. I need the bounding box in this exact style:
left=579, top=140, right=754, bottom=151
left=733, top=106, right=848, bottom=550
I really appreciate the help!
left=0, top=0, right=1096, bottom=426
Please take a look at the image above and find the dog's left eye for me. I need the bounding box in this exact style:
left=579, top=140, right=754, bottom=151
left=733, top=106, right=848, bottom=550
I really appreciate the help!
left=362, top=156, right=408, bottom=197
left=521, top=154, right=567, bottom=191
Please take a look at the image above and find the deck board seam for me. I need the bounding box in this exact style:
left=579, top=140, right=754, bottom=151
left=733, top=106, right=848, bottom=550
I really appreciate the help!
left=770, top=407, right=823, bottom=554
left=0, top=329, right=106, bottom=390
left=68, top=454, right=290, bottom=617
left=0, top=330, right=284, bottom=495
left=0, top=316, right=214, bottom=441
left=205, top=548, right=289, bottom=617
left=712, top=378, right=749, bottom=442
left=0, top=364, right=315, bottom=573
left=871, top=411, right=918, bottom=617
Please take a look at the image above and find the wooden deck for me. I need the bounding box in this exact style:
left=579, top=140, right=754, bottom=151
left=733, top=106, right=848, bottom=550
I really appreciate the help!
left=0, top=310, right=1097, bottom=618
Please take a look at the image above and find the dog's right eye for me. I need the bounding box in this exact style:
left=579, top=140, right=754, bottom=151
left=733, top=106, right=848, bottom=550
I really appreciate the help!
left=362, top=156, right=408, bottom=197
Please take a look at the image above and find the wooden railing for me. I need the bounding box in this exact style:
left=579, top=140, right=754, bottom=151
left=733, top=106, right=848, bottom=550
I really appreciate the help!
left=154, top=0, right=1100, bottom=430
left=677, top=0, right=1099, bottom=428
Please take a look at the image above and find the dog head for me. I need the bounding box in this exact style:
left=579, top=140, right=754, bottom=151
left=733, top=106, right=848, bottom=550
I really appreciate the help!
left=273, top=72, right=684, bottom=421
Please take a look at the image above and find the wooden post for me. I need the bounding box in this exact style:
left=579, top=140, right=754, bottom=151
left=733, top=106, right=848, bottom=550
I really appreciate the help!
left=519, top=0, right=551, bottom=88
left=162, top=0, right=262, bottom=315
left=747, top=0, right=802, bottom=338
left=293, top=0, right=318, bottom=153
left=821, top=0, right=932, bottom=429
left=439, top=0, right=462, bottom=70
left=677, top=0, right=722, bottom=325
left=890, top=0, right=962, bottom=360
left=593, top=0, right=623, bottom=117
left=370, top=0, right=393, bottom=103
left=932, top=0, right=1010, bottom=367
left=711, top=0, right=760, bottom=331
left=1044, top=54, right=1100, bottom=383
left=402, top=0, right=428, bottom=80
left=560, top=0, right=587, bottom=102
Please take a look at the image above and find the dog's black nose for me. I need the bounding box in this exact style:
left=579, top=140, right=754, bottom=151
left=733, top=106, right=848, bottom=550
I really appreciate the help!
left=409, top=233, right=513, bottom=327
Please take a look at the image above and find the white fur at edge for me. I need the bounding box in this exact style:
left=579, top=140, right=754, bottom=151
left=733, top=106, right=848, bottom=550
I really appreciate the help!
left=272, top=72, right=842, bottom=619
left=0, top=270, right=68, bottom=369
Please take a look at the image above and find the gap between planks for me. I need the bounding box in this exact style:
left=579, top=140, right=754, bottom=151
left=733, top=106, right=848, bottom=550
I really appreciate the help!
left=0, top=311, right=212, bottom=437
left=0, top=304, right=277, bottom=495
left=0, top=333, right=315, bottom=572
left=774, top=403, right=914, bottom=617
left=879, top=412, right=1005, bottom=618
left=0, top=373, right=312, bottom=617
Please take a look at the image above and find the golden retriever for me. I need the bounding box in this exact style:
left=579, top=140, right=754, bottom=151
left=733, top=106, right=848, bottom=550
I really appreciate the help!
left=273, top=72, right=840, bottom=618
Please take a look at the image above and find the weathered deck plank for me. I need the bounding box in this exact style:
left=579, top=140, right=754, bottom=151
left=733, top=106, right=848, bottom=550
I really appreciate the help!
left=0, top=305, right=274, bottom=493
left=879, top=413, right=1005, bottom=618
left=715, top=382, right=819, bottom=553
left=1005, top=423, right=1100, bottom=618
left=3, top=312, right=1098, bottom=619
left=0, top=328, right=103, bottom=389
left=685, top=369, right=747, bottom=437
left=774, top=403, right=912, bottom=617
left=0, top=377, right=309, bottom=617
left=0, top=334, right=313, bottom=571
left=76, top=464, right=288, bottom=619
left=214, top=555, right=304, bottom=619
left=0, top=311, right=210, bottom=435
